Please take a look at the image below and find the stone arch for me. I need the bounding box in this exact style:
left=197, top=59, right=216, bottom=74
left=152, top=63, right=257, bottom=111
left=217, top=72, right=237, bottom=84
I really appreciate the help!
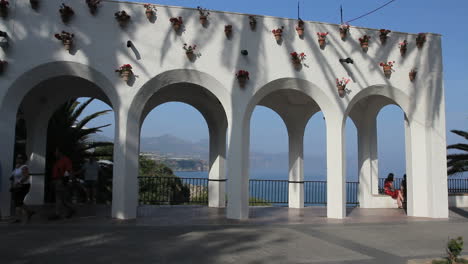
left=0, top=61, right=119, bottom=216
left=0, top=61, right=120, bottom=115
left=244, top=78, right=338, bottom=128
left=240, top=78, right=339, bottom=210
left=129, top=69, right=231, bottom=127
left=124, top=69, right=231, bottom=210
left=343, top=84, right=423, bottom=214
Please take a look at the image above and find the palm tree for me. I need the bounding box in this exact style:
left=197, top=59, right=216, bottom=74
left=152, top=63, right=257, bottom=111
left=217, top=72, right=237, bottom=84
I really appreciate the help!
left=447, top=130, right=468, bottom=176
left=47, top=98, right=113, bottom=167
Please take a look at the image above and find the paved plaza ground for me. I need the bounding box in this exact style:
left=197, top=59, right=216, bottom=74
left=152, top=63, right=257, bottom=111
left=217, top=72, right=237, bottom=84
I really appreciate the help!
left=1, top=206, right=467, bottom=264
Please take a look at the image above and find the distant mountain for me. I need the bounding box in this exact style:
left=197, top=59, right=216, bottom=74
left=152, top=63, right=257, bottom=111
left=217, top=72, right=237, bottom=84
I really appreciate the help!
left=88, top=134, right=364, bottom=177
left=88, top=134, right=113, bottom=143
left=140, top=134, right=209, bottom=159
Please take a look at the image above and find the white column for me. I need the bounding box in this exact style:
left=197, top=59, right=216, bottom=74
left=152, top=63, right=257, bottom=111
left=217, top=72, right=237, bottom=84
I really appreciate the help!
left=0, top=114, right=16, bottom=218
left=111, top=106, right=140, bottom=219
left=326, top=117, right=346, bottom=219
left=208, top=124, right=226, bottom=208
left=288, top=127, right=304, bottom=208
left=226, top=115, right=249, bottom=220
left=357, top=113, right=379, bottom=208
left=24, top=118, right=48, bottom=205
left=406, top=118, right=448, bottom=218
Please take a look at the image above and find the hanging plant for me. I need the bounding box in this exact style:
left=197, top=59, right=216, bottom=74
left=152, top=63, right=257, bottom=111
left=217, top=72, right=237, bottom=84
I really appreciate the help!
left=416, top=33, right=426, bottom=49
left=236, top=70, right=249, bottom=87
left=183, top=43, right=197, bottom=60
left=224, top=25, right=233, bottom=38
left=30, top=0, right=39, bottom=10
left=197, top=6, right=210, bottom=26
left=0, top=59, right=7, bottom=74
left=409, top=68, right=417, bottom=82
left=54, top=31, right=74, bottom=51
left=336, top=78, right=350, bottom=97
left=272, top=26, right=284, bottom=42
left=115, top=11, right=131, bottom=27
left=115, top=64, right=133, bottom=82
left=144, top=4, right=156, bottom=20
left=86, top=0, right=100, bottom=15
left=359, top=35, right=371, bottom=51
left=59, top=3, right=74, bottom=23
left=380, top=61, right=395, bottom=78
left=296, top=19, right=305, bottom=38
left=339, top=23, right=350, bottom=40
left=290, top=52, right=306, bottom=69
left=379, top=29, right=391, bottom=45
left=249, top=16, right=257, bottom=31
left=317, top=32, right=328, bottom=48
left=399, top=40, right=408, bottom=56
left=0, top=0, right=9, bottom=18
left=169, top=17, right=183, bottom=32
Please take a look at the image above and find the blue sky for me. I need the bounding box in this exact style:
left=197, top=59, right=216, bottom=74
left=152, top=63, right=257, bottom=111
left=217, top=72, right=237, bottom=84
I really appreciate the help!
left=80, top=0, right=467, bottom=177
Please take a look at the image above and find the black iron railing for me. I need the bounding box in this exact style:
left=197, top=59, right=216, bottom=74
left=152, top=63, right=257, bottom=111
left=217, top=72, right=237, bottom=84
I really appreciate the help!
left=447, top=178, right=468, bottom=194
left=304, top=181, right=327, bottom=205
left=138, top=176, right=468, bottom=206
left=249, top=179, right=288, bottom=205
left=139, top=176, right=208, bottom=205
left=249, top=180, right=359, bottom=206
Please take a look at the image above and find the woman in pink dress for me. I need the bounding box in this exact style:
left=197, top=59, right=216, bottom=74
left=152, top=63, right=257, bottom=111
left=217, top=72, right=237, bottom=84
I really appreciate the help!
left=384, top=173, right=404, bottom=209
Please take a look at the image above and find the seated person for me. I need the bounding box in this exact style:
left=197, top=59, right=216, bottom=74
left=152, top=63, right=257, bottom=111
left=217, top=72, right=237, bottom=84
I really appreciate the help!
left=384, top=173, right=404, bottom=209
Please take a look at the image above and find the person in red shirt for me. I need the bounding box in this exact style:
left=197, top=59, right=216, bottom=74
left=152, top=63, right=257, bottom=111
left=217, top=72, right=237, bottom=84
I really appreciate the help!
left=49, top=147, right=76, bottom=220
left=384, top=173, right=404, bottom=209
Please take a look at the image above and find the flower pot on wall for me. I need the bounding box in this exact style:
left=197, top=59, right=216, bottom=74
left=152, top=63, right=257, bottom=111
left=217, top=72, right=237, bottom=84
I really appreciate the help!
left=383, top=65, right=392, bottom=78
left=380, top=35, right=387, bottom=45
left=337, top=85, right=345, bottom=97
left=274, top=33, right=282, bottom=41
left=237, top=76, right=247, bottom=87
left=145, top=9, right=153, bottom=20
left=296, top=27, right=304, bottom=38
left=199, top=15, right=207, bottom=25
left=340, top=31, right=347, bottom=40
left=400, top=46, right=407, bottom=56
left=318, top=38, right=326, bottom=48
left=121, top=70, right=132, bottom=82
left=409, top=70, right=417, bottom=82
left=63, top=39, right=73, bottom=51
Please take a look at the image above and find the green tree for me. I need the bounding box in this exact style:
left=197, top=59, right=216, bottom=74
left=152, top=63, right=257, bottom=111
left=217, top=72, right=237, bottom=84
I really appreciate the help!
left=447, top=130, right=468, bottom=176
left=138, top=156, right=190, bottom=205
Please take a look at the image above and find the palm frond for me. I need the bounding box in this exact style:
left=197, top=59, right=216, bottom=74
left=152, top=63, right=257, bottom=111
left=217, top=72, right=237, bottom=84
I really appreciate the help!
left=447, top=143, right=468, bottom=152
left=70, top=98, right=94, bottom=123
left=451, top=130, right=468, bottom=140
left=75, top=110, right=112, bottom=130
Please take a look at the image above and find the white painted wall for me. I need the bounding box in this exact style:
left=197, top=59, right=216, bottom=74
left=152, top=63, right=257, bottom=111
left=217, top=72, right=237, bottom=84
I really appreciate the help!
left=0, top=0, right=448, bottom=220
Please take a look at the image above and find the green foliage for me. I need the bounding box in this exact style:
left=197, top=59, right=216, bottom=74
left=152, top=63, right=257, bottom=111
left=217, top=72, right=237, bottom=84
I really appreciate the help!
left=433, top=237, right=466, bottom=264
left=46, top=98, right=113, bottom=168
left=249, top=197, right=272, bottom=206
left=447, top=130, right=468, bottom=176
left=138, top=156, right=191, bottom=205
left=447, top=237, right=464, bottom=264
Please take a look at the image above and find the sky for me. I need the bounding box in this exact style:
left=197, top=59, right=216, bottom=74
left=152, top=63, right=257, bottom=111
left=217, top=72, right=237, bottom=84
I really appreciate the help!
left=79, top=0, right=467, bottom=177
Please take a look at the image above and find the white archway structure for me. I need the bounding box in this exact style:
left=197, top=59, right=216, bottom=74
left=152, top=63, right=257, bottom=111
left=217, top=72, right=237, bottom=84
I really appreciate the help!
left=0, top=0, right=448, bottom=220
left=0, top=61, right=119, bottom=217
